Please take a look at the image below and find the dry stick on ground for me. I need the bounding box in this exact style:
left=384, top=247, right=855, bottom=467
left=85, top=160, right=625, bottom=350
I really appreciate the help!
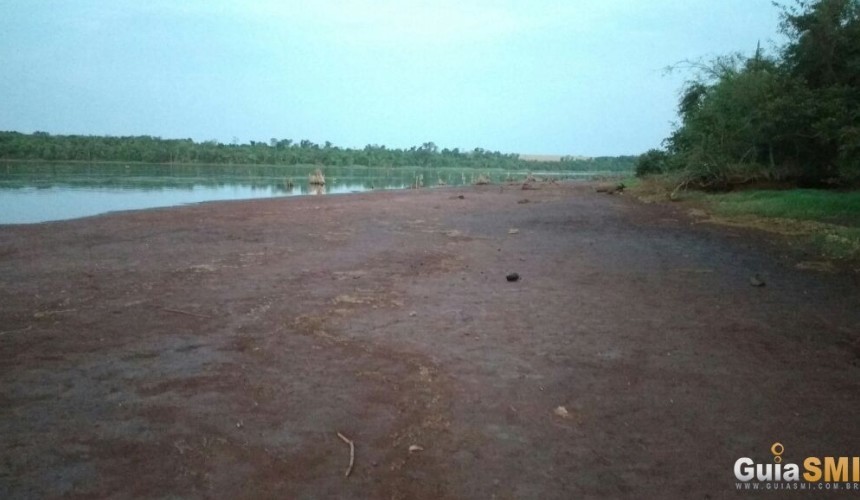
left=0, top=325, right=32, bottom=336
left=337, top=431, right=355, bottom=477
left=161, top=308, right=211, bottom=319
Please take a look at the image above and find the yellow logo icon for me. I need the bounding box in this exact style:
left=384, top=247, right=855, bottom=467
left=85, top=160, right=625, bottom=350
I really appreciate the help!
left=771, top=442, right=784, bottom=464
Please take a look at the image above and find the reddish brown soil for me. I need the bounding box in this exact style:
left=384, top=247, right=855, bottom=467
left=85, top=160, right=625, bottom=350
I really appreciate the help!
left=1, top=183, right=858, bottom=499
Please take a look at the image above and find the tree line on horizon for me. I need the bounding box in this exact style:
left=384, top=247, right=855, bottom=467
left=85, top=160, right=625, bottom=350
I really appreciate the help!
left=0, top=132, right=635, bottom=172
left=637, top=0, right=859, bottom=187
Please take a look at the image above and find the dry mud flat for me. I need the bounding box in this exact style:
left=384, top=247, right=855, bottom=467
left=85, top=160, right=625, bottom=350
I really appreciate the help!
left=1, top=183, right=858, bottom=498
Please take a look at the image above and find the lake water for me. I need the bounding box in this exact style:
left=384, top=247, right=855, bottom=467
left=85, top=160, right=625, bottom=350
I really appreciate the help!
left=0, top=163, right=615, bottom=224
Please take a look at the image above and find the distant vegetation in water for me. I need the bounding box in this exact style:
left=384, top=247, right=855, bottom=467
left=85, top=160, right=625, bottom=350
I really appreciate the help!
left=0, top=132, right=635, bottom=173
left=637, top=0, right=860, bottom=188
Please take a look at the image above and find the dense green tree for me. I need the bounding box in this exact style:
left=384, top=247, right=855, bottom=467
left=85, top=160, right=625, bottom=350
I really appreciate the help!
left=0, top=131, right=635, bottom=173
left=652, top=0, right=859, bottom=186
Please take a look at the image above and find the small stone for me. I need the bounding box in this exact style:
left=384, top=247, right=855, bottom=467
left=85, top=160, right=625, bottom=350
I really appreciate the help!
left=506, top=273, right=520, bottom=282
left=409, top=445, right=424, bottom=453
left=749, top=274, right=766, bottom=287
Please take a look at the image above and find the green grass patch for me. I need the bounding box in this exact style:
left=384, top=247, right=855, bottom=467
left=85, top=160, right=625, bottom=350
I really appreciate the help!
left=620, top=175, right=640, bottom=189
left=696, top=189, right=860, bottom=261
left=629, top=178, right=860, bottom=261
left=702, top=189, right=860, bottom=225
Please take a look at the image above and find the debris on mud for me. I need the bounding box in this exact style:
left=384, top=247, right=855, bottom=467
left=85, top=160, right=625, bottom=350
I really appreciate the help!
left=508, top=228, right=520, bottom=235
left=173, top=440, right=192, bottom=455
left=518, top=199, right=530, bottom=204
left=506, top=273, right=520, bottom=282
left=408, top=445, right=424, bottom=453
left=337, top=432, right=355, bottom=477
left=33, top=308, right=77, bottom=319
left=749, top=274, right=766, bottom=287
left=162, top=307, right=210, bottom=319
left=0, top=325, right=32, bottom=336
left=595, top=182, right=625, bottom=195
left=554, top=406, right=571, bottom=419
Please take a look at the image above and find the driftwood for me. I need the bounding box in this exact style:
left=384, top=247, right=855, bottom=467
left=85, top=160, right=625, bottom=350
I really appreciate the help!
left=309, top=168, right=326, bottom=185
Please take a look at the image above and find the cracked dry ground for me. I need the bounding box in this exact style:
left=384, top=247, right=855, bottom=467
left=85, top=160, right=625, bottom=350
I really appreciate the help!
left=1, top=183, right=859, bottom=499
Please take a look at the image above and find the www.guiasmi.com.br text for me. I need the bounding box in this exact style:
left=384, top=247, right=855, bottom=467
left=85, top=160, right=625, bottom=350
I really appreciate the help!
left=736, top=482, right=860, bottom=491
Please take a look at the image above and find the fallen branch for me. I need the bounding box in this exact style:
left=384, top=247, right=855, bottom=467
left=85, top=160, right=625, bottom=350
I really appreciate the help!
left=670, top=177, right=694, bottom=200
left=0, top=325, right=32, bottom=336
left=337, top=431, right=355, bottom=477
left=161, top=308, right=210, bottom=319
left=33, top=308, right=76, bottom=318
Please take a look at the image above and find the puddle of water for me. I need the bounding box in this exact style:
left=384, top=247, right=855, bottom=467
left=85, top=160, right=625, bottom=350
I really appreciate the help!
left=0, top=163, right=613, bottom=224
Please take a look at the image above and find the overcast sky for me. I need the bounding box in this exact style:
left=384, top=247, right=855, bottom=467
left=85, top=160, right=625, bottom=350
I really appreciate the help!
left=0, top=1, right=784, bottom=156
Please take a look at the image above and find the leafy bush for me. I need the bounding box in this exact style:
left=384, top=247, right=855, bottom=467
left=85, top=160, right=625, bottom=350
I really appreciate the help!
left=635, top=149, right=669, bottom=177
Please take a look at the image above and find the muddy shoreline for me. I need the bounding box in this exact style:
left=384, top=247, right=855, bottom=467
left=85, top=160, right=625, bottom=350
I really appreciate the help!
left=1, top=183, right=858, bottom=498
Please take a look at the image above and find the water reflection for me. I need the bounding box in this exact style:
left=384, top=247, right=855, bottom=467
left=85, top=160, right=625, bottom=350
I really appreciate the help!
left=0, top=163, right=612, bottom=224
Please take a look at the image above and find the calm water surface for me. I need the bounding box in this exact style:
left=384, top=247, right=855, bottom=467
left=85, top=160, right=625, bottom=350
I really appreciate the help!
left=0, top=163, right=613, bottom=224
